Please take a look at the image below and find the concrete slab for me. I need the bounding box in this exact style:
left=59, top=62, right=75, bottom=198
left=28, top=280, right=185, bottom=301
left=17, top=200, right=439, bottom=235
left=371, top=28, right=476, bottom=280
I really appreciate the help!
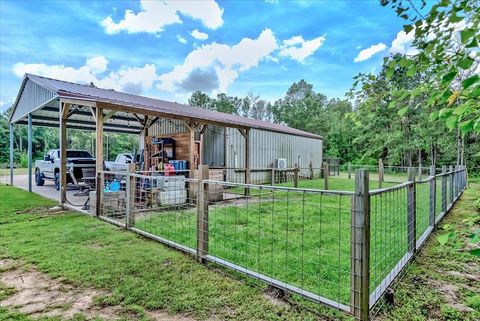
left=3, top=174, right=89, bottom=211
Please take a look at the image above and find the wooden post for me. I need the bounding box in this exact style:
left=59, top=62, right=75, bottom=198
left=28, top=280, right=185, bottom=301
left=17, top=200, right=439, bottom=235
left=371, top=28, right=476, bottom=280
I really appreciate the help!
left=95, top=107, right=104, bottom=173
left=238, top=128, right=250, bottom=195
left=143, top=116, right=149, bottom=170
left=95, top=107, right=104, bottom=216
left=449, top=165, right=454, bottom=205
left=407, top=168, right=416, bottom=253
left=323, top=162, right=329, bottom=190
left=441, top=165, right=447, bottom=214
left=271, top=167, right=275, bottom=186
left=429, top=165, right=435, bottom=227
left=309, top=160, right=313, bottom=179
left=378, top=159, right=384, bottom=189
left=28, top=113, right=32, bottom=192
left=350, top=169, right=370, bottom=321
left=294, top=163, right=299, bottom=188
left=348, top=162, right=352, bottom=179
left=197, top=165, right=209, bottom=263
left=9, top=123, right=14, bottom=186
left=59, top=103, right=69, bottom=207
left=126, top=163, right=136, bottom=228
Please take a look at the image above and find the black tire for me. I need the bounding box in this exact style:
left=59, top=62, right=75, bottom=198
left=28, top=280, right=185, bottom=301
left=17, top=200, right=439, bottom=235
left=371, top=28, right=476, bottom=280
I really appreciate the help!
left=54, top=172, right=60, bottom=191
left=35, top=169, right=45, bottom=186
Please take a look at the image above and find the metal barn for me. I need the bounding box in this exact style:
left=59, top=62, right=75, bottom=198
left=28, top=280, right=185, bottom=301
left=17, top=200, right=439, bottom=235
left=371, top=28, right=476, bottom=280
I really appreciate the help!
left=7, top=73, right=322, bottom=208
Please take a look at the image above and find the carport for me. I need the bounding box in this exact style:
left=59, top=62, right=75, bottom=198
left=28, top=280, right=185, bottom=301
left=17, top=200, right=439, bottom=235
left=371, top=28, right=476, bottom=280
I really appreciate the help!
left=8, top=73, right=318, bottom=209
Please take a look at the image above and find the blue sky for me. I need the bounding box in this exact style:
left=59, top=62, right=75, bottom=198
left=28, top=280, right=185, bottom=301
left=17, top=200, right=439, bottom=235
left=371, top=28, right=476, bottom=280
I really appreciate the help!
left=0, top=0, right=421, bottom=113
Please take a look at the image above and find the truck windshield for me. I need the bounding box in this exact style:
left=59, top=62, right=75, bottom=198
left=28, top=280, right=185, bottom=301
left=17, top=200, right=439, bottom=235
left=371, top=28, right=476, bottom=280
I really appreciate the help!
left=66, top=151, right=93, bottom=158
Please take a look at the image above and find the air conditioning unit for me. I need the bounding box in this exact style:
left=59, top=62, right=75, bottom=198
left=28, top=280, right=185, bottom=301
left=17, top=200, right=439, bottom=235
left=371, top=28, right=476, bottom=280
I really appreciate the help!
left=274, top=158, right=287, bottom=169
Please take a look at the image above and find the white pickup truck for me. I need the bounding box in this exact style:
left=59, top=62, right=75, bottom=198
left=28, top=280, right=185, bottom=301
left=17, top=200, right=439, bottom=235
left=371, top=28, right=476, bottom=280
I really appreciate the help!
left=35, top=149, right=96, bottom=190
left=104, top=153, right=136, bottom=172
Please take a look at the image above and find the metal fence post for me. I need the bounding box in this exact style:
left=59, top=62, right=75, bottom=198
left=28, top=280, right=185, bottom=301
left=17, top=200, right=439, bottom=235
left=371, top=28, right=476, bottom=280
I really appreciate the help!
left=441, top=165, right=447, bottom=215
left=126, top=163, right=136, bottom=228
left=378, top=159, right=384, bottom=189
left=407, top=168, right=416, bottom=253
left=449, top=165, right=454, bottom=206
left=351, top=169, right=370, bottom=321
left=429, top=165, right=436, bottom=227
left=197, top=165, right=209, bottom=263
left=348, top=163, right=352, bottom=179
left=324, top=162, right=329, bottom=190
left=271, top=167, right=275, bottom=186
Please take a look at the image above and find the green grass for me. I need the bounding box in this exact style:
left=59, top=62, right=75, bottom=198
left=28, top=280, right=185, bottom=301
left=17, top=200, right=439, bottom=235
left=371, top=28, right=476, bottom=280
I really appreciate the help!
left=375, top=184, right=480, bottom=321
left=0, top=185, right=348, bottom=321
left=134, top=176, right=442, bottom=306
left=0, top=167, right=29, bottom=176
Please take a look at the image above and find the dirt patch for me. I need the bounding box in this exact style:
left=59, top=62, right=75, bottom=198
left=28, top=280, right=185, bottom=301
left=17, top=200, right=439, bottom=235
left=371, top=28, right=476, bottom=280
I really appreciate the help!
left=0, top=259, right=196, bottom=320
left=263, top=285, right=290, bottom=308
left=429, top=280, right=474, bottom=313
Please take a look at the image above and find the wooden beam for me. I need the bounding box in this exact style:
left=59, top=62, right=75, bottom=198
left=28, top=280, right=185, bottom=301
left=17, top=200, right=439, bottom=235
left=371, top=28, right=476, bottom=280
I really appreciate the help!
left=143, top=116, right=149, bottom=170
left=59, top=102, right=70, bottom=208
left=96, top=101, right=250, bottom=131
left=104, top=110, right=116, bottom=122
left=133, top=114, right=145, bottom=125
left=147, top=116, right=160, bottom=128
left=199, top=124, right=208, bottom=135
left=95, top=108, right=104, bottom=173
left=66, top=105, right=80, bottom=119
left=89, top=107, right=96, bottom=121
left=60, top=97, right=97, bottom=108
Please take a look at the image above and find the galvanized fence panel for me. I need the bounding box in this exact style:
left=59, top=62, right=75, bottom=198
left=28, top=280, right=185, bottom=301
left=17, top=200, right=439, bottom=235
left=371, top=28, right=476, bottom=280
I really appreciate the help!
left=94, top=165, right=467, bottom=321
left=367, top=166, right=468, bottom=318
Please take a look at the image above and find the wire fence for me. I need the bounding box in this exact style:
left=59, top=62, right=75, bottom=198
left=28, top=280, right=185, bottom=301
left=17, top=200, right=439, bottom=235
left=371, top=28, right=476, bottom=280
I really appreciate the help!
left=92, top=164, right=467, bottom=320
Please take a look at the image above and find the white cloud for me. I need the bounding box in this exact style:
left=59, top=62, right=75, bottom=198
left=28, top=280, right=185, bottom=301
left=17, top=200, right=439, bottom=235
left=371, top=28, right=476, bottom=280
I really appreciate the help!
left=190, top=29, right=209, bottom=40
left=101, top=0, right=223, bottom=35
left=279, top=35, right=325, bottom=62
left=354, top=42, right=387, bottom=62
left=389, top=30, right=418, bottom=55
left=177, top=35, right=187, bottom=44
left=86, top=56, right=108, bottom=74
left=157, top=28, right=278, bottom=93
left=12, top=56, right=157, bottom=95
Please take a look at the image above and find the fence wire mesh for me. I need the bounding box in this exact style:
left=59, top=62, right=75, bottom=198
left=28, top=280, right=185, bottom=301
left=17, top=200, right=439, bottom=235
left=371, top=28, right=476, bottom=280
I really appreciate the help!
left=95, top=165, right=467, bottom=320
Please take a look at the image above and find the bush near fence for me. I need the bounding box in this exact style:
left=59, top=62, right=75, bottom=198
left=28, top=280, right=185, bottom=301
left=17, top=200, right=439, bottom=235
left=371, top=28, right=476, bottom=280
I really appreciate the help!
left=93, top=165, right=467, bottom=320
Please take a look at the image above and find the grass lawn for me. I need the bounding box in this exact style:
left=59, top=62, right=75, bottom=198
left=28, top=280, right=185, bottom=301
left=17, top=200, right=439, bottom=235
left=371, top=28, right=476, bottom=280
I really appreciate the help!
left=0, top=167, right=29, bottom=176
left=0, top=182, right=476, bottom=320
left=375, top=183, right=480, bottom=321
left=0, top=185, right=348, bottom=321
left=134, top=176, right=446, bottom=306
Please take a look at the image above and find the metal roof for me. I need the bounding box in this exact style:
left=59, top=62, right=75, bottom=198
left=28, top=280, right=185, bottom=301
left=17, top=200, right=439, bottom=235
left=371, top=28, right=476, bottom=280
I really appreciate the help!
left=10, top=73, right=322, bottom=139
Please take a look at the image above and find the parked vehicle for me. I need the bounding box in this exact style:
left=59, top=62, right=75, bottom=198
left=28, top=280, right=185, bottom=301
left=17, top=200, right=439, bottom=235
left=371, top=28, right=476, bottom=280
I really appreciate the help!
left=35, top=149, right=96, bottom=190
left=104, top=153, right=137, bottom=172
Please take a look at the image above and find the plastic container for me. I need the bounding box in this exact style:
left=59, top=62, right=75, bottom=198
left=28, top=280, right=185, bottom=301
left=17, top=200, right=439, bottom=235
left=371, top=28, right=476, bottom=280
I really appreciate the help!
left=158, top=189, right=187, bottom=205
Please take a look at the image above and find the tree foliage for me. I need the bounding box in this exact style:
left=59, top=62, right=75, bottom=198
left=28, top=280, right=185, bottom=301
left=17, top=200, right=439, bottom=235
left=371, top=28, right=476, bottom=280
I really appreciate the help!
left=381, top=0, right=480, bottom=134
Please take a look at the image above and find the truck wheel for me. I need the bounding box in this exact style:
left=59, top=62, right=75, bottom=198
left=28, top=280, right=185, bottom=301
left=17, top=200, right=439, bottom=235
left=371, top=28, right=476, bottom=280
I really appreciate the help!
left=54, top=173, right=60, bottom=191
left=35, top=169, right=45, bottom=186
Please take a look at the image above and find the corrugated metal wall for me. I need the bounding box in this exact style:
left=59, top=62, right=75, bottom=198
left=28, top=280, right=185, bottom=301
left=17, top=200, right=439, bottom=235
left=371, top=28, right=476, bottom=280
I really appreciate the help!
left=11, top=79, right=57, bottom=123
left=202, top=125, right=225, bottom=167
left=224, top=128, right=322, bottom=183
left=149, top=119, right=188, bottom=135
